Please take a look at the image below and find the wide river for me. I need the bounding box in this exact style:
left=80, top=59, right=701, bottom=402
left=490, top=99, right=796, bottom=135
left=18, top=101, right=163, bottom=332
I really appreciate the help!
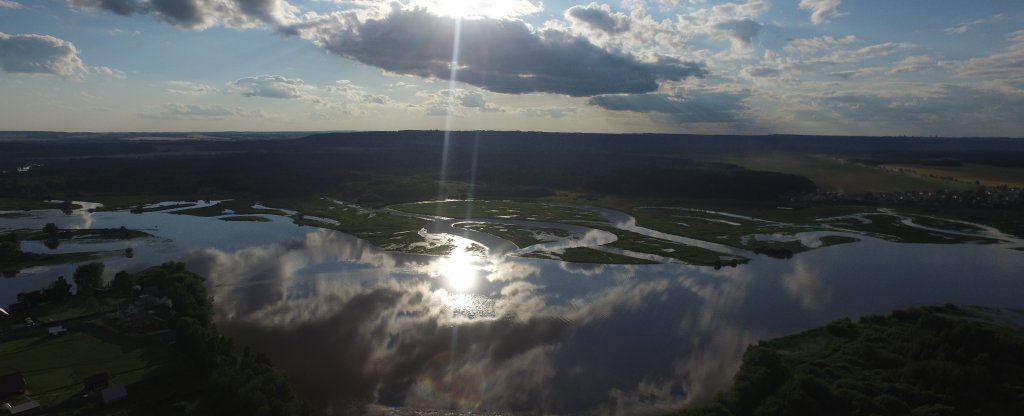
left=2, top=203, right=1022, bottom=415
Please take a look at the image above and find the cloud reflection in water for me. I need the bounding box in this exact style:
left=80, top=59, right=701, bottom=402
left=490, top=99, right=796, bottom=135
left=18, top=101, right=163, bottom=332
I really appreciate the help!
left=181, top=228, right=764, bottom=415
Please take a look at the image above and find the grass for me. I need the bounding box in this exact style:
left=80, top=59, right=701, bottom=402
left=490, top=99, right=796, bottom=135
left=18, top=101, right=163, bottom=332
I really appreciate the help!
left=172, top=199, right=287, bottom=217
left=219, top=216, right=271, bottom=222
left=883, top=163, right=1024, bottom=188
left=273, top=198, right=452, bottom=254
left=33, top=297, right=124, bottom=323
left=707, top=154, right=971, bottom=193
left=0, top=199, right=79, bottom=212
left=1, top=251, right=102, bottom=275
left=587, top=224, right=747, bottom=266
left=454, top=222, right=572, bottom=248
left=818, top=235, right=859, bottom=247
left=0, top=326, right=181, bottom=407
left=6, top=228, right=151, bottom=242
left=820, top=214, right=995, bottom=244
left=520, top=247, right=657, bottom=264
left=390, top=200, right=608, bottom=223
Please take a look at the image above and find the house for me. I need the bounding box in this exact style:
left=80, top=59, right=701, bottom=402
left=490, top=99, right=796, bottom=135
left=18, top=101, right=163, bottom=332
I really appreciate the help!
left=100, top=385, right=127, bottom=404
left=82, top=372, right=109, bottom=392
left=46, top=326, right=66, bottom=336
left=0, top=373, right=25, bottom=400
left=1, top=400, right=39, bottom=415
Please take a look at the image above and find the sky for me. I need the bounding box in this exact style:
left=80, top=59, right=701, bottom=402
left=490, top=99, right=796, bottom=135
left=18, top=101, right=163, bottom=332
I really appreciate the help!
left=0, top=0, right=1022, bottom=136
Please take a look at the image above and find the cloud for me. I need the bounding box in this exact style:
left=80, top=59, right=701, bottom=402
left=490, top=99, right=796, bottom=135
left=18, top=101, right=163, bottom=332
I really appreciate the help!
left=957, top=34, right=1024, bottom=78
left=945, top=14, right=1004, bottom=35
left=0, top=0, right=22, bottom=9
left=167, top=80, right=215, bottom=95
left=565, top=3, right=630, bottom=34
left=741, top=65, right=780, bottom=78
left=587, top=90, right=751, bottom=124
left=712, top=18, right=762, bottom=50
left=142, top=103, right=234, bottom=119
left=784, top=35, right=858, bottom=55
left=90, top=65, right=126, bottom=78
left=458, top=91, right=502, bottom=112
left=227, top=75, right=312, bottom=99
left=775, top=42, right=915, bottom=73
left=799, top=0, right=843, bottom=25
left=299, top=8, right=707, bottom=97
left=69, top=0, right=299, bottom=29
left=0, top=32, right=86, bottom=77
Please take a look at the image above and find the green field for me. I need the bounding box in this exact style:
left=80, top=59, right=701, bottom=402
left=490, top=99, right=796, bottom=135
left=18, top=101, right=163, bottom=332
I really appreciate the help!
left=0, top=327, right=181, bottom=407
left=883, top=163, right=1024, bottom=188
left=709, top=154, right=971, bottom=193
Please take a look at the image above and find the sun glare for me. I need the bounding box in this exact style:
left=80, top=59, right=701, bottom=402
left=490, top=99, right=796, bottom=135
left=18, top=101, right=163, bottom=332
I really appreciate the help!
left=437, top=252, right=479, bottom=292
left=412, top=0, right=541, bottom=19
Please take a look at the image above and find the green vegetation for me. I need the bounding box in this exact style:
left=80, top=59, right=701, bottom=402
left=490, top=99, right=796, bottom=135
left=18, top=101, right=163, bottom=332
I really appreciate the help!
left=454, top=222, right=572, bottom=248
left=818, top=236, right=859, bottom=247
left=0, top=198, right=79, bottom=212
left=709, top=154, right=971, bottom=193
left=173, top=199, right=287, bottom=217
left=220, top=216, right=272, bottom=222
left=883, top=163, right=1024, bottom=188
left=675, top=305, right=1024, bottom=416
left=1, top=248, right=100, bottom=275
left=391, top=200, right=608, bottom=223
left=7, top=227, right=151, bottom=242
left=520, top=248, right=657, bottom=264
left=587, top=224, right=747, bottom=266
left=274, top=198, right=449, bottom=254
left=0, top=329, right=180, bottom=407
left=821, top=214, right=995, bottom=244
left=2, top=262, right=312, bottom=415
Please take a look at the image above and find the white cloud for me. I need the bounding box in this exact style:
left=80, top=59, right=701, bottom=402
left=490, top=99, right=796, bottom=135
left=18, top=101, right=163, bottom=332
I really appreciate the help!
left=799, top=0, right=843, bottom=25
left=141, top=103, right=234, bottom=119
left=784, top=35, right=858, bottom=55
left=90, top=65, right=126, bottom=79
left=945, top=14, right=1005, bottom=35
left=167, top=80, right=215, bottom=95
left=227, top=75, right=313, bottom=99
left=0, top=32, right=86, bottom=78
left=0, top=0, right=22, bottom=10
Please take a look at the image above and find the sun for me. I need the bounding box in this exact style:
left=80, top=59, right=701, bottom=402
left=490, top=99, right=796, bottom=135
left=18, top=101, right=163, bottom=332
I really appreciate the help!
left=437, top=252, right=479, bottom=292
left=411, top=0, right=542, bottom=19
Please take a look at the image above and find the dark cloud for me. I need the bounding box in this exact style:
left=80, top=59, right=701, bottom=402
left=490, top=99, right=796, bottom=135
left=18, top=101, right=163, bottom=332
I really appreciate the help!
left=0, top=32, right=85, bottom=77
left=70, top=0, right=295, bottom=29
left=70, top=0, right=142, bottom=15
left=566, top=4, right=630, bottom=34
left=587, top=91, right=751, bottom=124
left=306, top=9, right=706, bottom=97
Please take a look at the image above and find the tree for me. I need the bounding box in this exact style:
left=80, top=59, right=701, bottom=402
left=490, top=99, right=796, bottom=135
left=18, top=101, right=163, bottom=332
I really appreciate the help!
left=73, top=262, right=105, bottom=296
left=109, top=271, right=136, bottom=295
left=42, top=223, right=59, bottom=235
left=44, top=276, right=72, bottom=301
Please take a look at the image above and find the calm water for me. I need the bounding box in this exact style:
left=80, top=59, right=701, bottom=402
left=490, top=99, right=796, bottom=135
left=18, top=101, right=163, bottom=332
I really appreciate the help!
left=2, top=204, right=1023, bottom=415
